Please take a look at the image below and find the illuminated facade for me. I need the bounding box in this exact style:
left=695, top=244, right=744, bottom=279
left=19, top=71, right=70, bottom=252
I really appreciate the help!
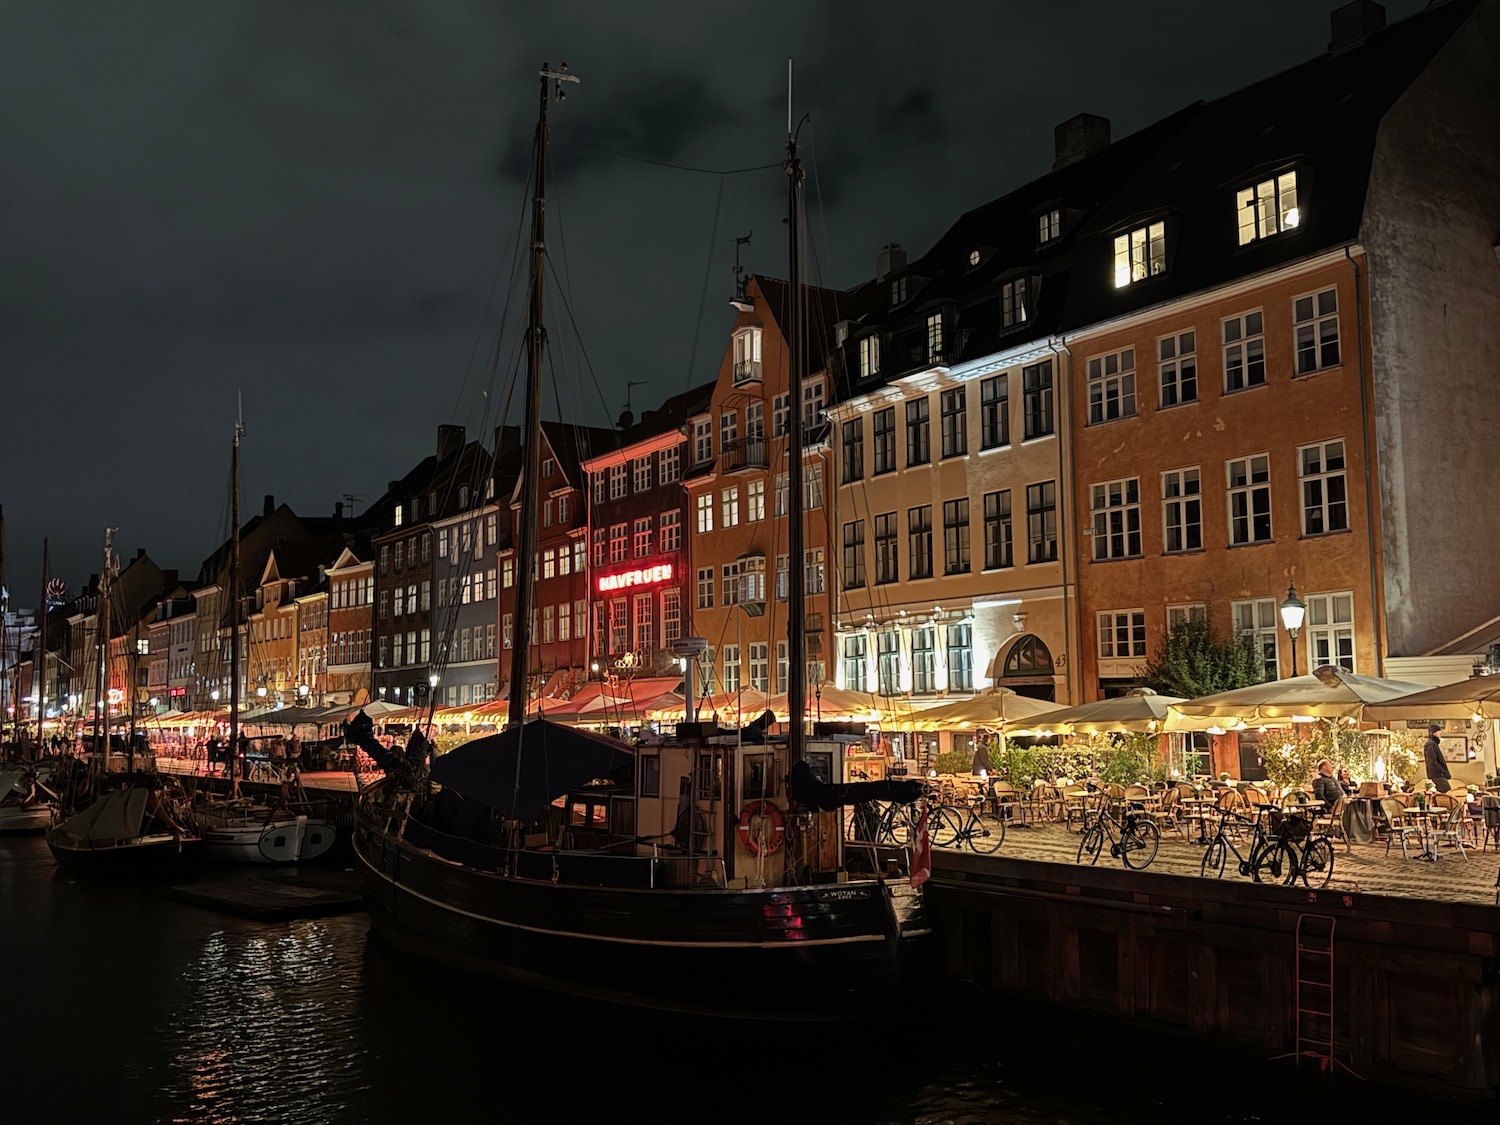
left=582, top=383, right=711, bottom=681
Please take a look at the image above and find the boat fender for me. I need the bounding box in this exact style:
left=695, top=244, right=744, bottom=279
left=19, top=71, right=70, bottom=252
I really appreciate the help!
left=737, top=800, right=785, bottom=856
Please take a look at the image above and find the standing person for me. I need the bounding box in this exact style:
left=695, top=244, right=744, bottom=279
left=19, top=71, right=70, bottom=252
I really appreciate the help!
left=1423, top=723, right=1452, bottom=793
left=1312, top=758, right=1343, bottom=808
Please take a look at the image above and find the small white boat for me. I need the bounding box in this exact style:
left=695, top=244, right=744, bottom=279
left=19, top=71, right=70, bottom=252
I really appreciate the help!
left=198, top=801, right=338, bottom=864
left=0, top=768, right=53, bottom=835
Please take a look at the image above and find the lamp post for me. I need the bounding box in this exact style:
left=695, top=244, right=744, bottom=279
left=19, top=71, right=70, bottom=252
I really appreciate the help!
left=1279, top=581, right=1306, bottom=678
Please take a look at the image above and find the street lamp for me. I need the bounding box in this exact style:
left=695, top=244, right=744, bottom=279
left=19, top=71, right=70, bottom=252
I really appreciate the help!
left=1279, top=581, right=1306, bottom=677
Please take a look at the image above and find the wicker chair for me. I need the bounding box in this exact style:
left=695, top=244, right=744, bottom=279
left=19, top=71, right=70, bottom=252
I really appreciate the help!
left=1381, top=796, right=1424, bottom=859
left=1431, top=799, right=1469, bottom=860
left=1312, top=795, right=1349, bottom=852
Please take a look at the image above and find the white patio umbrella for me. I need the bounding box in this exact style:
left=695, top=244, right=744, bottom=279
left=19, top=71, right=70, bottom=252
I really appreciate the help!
left=907, top=687, right=1064, bottom=732
left=1037, top=687, right=1187, bottom=734
left=1164, top=664, right=1430, bottom=728
left=1360, top=673, right=1500, bottom=721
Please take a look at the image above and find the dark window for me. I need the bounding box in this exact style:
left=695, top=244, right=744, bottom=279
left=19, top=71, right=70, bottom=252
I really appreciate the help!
left=940, top=388, right=967, bottom=458
left=942, top=499, right=969, bottom=575
left=1023, top=361, right=1054, bottom=439
left=905, top=399, right=930, bottom=467
left=980, top=374, right=1009, bottom=448
left=840, top=419, right=863, bottom=484
left=874, top=513, right=899, bottom=584
left=907, top=505, right=933, bottom=579
left=842, top=520, right=865, bottom=589
left=1026, top=481, right=1057, bottom=563
left=872, top=408, right=896, bottom=475
left=983, top=490, right=1013, bottom=570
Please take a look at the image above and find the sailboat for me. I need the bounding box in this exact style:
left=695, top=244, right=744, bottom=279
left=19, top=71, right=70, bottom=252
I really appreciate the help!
left=48, top=531, right=203, bottom=875
left=351, top=64, right=931, bottom=1021
left=195, top=418, right=338, bottom=865
left=0, top=765, right=53, bottom=834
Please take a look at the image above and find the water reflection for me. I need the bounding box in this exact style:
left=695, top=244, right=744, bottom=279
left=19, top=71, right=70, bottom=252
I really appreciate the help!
left=160, top=918, right=374, bottom=1124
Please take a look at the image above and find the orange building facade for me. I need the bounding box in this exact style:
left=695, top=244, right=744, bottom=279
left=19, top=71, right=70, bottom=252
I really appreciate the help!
left=1069, top=251, right=1382, bottom=698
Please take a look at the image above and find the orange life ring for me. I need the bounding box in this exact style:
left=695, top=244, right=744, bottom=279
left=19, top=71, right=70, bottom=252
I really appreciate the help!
left=737, top=800, right=786, bottom=856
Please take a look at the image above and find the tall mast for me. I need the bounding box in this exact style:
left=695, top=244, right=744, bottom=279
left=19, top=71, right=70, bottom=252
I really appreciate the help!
left=508, top=62, right=577, bottom=728
left=94, top=528, right=114, bottom=756
left=784, top=111, right=807, bottom=776
left=37, top=538, right=47, bottom=755
left=229, top=416, right=242, bottom=799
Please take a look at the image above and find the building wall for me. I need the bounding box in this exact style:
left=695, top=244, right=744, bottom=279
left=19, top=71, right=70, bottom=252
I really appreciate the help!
left=435, top=504, right=500, bottom=706
left=683, top=281, right=834, bottom=697
left=1069, top=257, right=1380, bottom=697
left=1365, top=0, right=1500, bottom=656
left=327, top=560, right=373, bottom=704
left=830, top=344, right=1072, bottom=705
left=374, top=525, right=434, bottom=707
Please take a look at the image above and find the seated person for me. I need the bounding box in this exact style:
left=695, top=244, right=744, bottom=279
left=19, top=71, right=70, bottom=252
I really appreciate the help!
left=1311, top=758, right=1343, bottom=808
left=1336, top=766, right=1356, bottom=795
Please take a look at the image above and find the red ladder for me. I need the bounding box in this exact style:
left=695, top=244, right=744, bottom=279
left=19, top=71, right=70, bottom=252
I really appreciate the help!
left=1293, top=913, right=1337, bottom=1069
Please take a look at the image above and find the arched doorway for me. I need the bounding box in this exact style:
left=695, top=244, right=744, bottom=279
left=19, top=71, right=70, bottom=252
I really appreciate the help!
left=996, top=633, right=1055, bottom=701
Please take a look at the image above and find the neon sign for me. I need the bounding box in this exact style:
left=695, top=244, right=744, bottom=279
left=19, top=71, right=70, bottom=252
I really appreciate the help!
left=597, top=562, right=673, bottom=594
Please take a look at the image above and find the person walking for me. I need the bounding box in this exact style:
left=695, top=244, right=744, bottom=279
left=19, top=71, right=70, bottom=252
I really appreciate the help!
left=1423, top=723, right=1452, bottom=793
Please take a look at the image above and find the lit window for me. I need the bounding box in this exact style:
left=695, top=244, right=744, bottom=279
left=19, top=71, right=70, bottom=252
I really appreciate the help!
left=609, top=465, right=628, bottom=499
left=696, top=567, right=714, bottom=610
left=633, top=456, right=652, bottom=493
left=859, top=335, right=880, bottom=379
left=721, top=487, right=740, bottom=528
left=925, top=313, right=944, bottom=363
left=660, top=509, right=682, bottom=552
left=1113, top=221, right=1166, bottom=287
left=1236, top=171, right=1299, bottom=246
left=842, top=634, right=868, bottom=692
left=1305, top=591, right=1356, bottom=673
left=732, top=327, right=762, bottom=384
left=1000, top=276, right=1033, bottom=328
left=658, top=446, right=681, bottom=485
left=633, top=516, right=652, bottom=557
left=693, top=419, right=713, bottom=464
left=695, top=493, right=714, bottom=534
left=1037, top=208, right=1061, bottom=247
left=746, top=479, right=765, bottom=522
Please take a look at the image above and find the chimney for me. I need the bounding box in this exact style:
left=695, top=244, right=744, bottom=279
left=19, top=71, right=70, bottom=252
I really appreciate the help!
left=264, top=494, right=275, bottom=517
left=1329, top=0, right=1384, bottom=53
left=135, top=547, right=145, bottom=560
left=1052, top=113, right=1111, bottom=171
left=437, top=424, right=466, bottom=462
left=493, top=425, right=521, bottom=453
left=875, top=244, right=906, bottom=281
left=334, top=501, right=344, bottom=519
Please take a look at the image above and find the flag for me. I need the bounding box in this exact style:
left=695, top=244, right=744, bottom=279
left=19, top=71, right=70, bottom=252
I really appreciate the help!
left=910, top=803, right=931, bottom=888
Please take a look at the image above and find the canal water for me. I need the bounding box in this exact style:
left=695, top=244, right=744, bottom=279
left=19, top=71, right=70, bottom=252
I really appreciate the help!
left=1, top=836, right=1461, bottom=1124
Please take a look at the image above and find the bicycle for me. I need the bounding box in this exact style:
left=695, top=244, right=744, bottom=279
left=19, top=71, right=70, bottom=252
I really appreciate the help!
left=928, top=795, right=1006, bottom=854
left=1075, top=792, right=1158, bottom=869
left=1200, top=805, right=1331, bottom=886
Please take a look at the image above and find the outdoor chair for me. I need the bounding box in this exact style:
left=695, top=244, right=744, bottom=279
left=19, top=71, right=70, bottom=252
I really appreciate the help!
left=1432, top=800, right=1469, bottom=860
left=1061, top=784, right=1088, bottom=831
left=990, top=780, right=1019, bottom=820
left=1481, top=795, right=1500, bottom=852
left=1025, top=783, right=1062, bottom=825
left=1243, top=786, right=1268, bottom=807
left=1147, top=785, right=1184, bottom=838
left=1312, top=795, right=1350, bottom=852
left=1381, top=797, right=1424, bottom=860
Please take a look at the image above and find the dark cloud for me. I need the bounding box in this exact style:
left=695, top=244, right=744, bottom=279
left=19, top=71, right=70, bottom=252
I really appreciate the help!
left=0, top=0, right=1430, bottom=596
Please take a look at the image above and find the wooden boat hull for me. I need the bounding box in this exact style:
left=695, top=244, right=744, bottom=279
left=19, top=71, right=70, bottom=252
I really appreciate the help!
left=354, top=799, right=931, bottom=1021
left=46, top=831, right=200, bottom=878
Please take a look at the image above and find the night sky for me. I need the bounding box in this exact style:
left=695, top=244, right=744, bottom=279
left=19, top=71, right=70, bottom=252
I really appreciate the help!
left=1, top=1, right=1427, bottom=602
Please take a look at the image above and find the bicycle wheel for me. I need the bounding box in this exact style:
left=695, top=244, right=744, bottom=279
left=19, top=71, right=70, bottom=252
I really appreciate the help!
left=928, top=807, right=960, bottom=849
left=1300, top=838, right=1335, bottom=888
left=1077, top=823, right=1104, bottom=865
left=1252, top=840, right=1298, bottom=885
left=1200, top=837, right=1228, bottom=879
left=1120, top=819, right=1160, bottom=869
left=968, top=811, right=1005, bottom=854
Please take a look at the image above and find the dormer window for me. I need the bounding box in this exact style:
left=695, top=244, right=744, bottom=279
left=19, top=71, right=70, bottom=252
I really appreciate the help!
left=890, top=276, right=907, bottom=305
left=926, top=313, right=944, bottom=364
left=394, top=504, right=404, bottom=527
left=732, top=327, right=763, bottom=384
left=1236, top=171, right=1299, bottom=246
left=859, top=334, right=880, bottom=379
left=968, top=249, right=981, bottom=267
left=1001, top=276, right=1037, bottom=329
left=1113, top=221, right=1166, bottom=288
left=1037, top=209, right=1061, bottom=247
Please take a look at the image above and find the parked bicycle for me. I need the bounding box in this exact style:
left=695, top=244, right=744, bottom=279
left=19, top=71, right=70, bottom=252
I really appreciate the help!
left=1200, top=805, right=1333, bottom=887
left=929, top=796, right=1006, bottom=854
left=1076, top=792, right=1158, bottom=869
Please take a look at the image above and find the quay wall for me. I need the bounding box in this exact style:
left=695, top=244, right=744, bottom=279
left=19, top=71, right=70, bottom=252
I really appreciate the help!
left=929, top=851, right=1500, bottom=1101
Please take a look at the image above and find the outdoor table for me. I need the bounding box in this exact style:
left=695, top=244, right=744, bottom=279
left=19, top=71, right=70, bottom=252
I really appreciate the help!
left=1178, top=797, right=1218, bottom=844
left=1402, top=807, right=1448, bottom=861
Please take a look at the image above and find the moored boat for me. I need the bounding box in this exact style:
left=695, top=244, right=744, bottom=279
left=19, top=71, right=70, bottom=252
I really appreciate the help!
left=47, top=774, right=201, bottom=877
left=351, top=65, right=933, bottom=1021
